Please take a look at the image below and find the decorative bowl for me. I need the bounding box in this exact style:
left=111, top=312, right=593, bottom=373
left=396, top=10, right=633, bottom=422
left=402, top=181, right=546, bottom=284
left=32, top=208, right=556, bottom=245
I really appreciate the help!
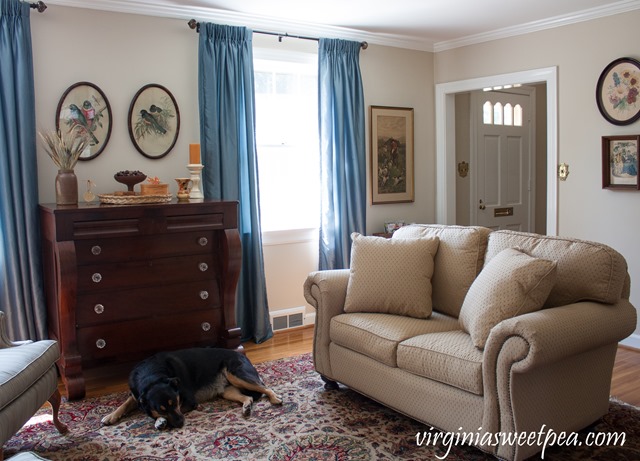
left=114, top=170, right=147, bottom=192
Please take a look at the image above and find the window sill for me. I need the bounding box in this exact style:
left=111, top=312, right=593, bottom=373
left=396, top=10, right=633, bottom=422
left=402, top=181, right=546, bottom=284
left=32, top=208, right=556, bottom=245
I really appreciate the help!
left=262, top=228, right=318, bottom=246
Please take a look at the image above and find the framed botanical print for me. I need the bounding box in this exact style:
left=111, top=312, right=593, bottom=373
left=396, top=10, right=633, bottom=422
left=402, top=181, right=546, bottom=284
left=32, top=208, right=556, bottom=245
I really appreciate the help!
left=55, top=81, right=112, bottom=161
left=596, top=57, right=640, bottom=126
left=602, top=135, right=640, bottom=190
left=128, top=84, right=180, bottom=159
left=370, top=106, right=414, bottom=204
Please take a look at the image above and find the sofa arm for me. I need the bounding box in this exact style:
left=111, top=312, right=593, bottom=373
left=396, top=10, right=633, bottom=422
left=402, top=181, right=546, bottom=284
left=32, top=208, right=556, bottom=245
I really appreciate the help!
left=481, top=299, right=636, bottom=449
left=484, top=299, right=636, bottom=373
left=303, top=269, right=350, bottom=378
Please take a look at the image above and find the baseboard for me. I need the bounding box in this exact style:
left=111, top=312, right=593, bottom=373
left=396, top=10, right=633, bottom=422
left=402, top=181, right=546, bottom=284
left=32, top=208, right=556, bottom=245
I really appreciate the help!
left=304, top=312, right=316, bottom=326
left=620, top=333, right=640, bottom=350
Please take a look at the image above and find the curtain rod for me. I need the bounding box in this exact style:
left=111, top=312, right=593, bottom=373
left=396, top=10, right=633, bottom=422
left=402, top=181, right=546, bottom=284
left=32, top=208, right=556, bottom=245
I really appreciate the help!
left=30, top=1, right=47, bottom=12
left=187, top=19, right=368, bottom=49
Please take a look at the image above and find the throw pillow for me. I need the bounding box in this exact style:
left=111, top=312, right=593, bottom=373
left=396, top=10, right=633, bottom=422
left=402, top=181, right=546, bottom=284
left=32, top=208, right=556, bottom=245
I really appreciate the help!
left=344, top=232, right=440, bottom=319
left=459, top=247, right=557, bottom=349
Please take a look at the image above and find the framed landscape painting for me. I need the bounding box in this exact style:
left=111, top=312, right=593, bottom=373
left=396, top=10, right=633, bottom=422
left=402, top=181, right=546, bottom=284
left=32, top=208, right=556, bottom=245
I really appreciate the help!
left=370, top=106, right=414, bottom=204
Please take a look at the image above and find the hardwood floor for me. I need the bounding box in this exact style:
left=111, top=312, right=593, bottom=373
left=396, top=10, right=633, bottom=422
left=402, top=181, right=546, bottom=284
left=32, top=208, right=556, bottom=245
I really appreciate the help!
left=611, top=345, right=640, bottom=406
left=61, top=327, right=639, bottom=407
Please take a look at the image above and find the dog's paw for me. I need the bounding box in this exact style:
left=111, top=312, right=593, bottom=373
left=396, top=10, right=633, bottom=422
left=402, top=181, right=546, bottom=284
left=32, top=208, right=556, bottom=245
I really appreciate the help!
left=101, top=413, right=117, bottom=426
left=154, top=417, right=168, bottom=430
left=267, top=390, right=283, bottom=405
left=242, top=401, right=252, bottom=417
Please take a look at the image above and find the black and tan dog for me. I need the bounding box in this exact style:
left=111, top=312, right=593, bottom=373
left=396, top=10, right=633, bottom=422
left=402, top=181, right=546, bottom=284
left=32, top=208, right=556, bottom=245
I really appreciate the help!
left=101, top=347, right=282, bottom=429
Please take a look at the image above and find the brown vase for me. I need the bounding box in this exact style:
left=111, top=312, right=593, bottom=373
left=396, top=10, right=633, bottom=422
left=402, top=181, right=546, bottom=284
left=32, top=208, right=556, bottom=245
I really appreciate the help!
left=55, top=169, right=78, bottom=205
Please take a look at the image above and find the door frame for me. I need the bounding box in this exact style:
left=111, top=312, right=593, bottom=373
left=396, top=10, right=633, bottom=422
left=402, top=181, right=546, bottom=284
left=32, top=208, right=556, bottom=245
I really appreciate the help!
left=470, top=86, right=535, bottom=231
left=435, top=66, right=558, bottom=235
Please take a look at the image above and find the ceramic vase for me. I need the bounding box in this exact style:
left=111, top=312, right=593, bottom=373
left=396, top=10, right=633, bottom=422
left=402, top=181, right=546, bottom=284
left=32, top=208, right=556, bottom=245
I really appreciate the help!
left=56, top=169, right=78, bottom=205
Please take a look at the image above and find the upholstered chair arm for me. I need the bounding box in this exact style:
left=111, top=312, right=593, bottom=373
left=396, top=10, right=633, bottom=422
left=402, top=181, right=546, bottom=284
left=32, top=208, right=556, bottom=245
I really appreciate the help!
left=303, top=269, right=350, bottom=378
left=480, top=299, right=636, bottom=457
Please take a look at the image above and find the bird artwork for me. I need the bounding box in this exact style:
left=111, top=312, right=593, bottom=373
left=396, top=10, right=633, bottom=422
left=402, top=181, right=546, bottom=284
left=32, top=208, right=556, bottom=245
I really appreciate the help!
left=140, top=109, right=167, bottom=134
left=132, top=98, right=174, bottom=141
left=67, top=102, right=100, bottom=145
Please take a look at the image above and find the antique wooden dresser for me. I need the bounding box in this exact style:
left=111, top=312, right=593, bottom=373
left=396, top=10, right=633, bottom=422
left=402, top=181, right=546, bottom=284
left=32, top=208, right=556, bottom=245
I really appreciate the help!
left=39, top=200, right=241, bottom=400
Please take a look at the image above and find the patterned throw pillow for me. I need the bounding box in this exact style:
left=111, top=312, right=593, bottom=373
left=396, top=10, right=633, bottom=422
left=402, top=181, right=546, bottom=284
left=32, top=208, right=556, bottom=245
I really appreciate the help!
left=344, top=233, right=440, bottom=319
left=459, top=247, right=557, bottom=349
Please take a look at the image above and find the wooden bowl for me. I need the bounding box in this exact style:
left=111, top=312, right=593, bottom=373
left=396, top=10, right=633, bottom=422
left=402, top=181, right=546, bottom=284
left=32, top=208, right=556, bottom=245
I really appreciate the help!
left=114, top=171, right=147, bottom=192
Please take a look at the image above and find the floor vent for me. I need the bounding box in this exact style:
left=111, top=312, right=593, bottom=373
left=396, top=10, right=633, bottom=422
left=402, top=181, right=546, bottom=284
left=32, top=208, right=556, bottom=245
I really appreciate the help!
left=270, top=307, right=305, bottom=331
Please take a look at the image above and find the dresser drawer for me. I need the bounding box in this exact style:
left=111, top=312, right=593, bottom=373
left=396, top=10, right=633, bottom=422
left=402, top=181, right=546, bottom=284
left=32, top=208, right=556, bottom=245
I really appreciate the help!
left=76, top=280, right=221, bottom=327
left=77, top=254, right=218, bottom=291
left=75, top=231, right=216, bottom=264
left=77, top=309, right=224, bottom=361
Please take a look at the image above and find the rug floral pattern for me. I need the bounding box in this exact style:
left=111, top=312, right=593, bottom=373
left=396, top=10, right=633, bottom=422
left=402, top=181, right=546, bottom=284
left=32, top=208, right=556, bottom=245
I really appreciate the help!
left=5, top=353, right=640, bottom=460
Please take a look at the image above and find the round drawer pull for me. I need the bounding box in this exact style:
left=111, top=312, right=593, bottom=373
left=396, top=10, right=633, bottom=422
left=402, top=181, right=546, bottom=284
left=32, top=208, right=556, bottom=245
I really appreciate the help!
left=198, top=237, right=208, bottom=247
left=94, top=304, right=105, bottom=314
left=92, top=273, right=102, bottom=283
left=199, top=290, right=209, bottom=300
left=91, top=245, right=102, bottom=255
left=96, top=339, right=106, bottom=349
left=199, top=262, right=209, bottom=272
left=201, top=322, right=211, bottom=332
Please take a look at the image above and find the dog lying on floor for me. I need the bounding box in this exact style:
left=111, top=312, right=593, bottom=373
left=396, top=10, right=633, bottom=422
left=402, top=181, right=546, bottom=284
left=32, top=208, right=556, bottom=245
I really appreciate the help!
left=101, top=347, right=282, bottom=429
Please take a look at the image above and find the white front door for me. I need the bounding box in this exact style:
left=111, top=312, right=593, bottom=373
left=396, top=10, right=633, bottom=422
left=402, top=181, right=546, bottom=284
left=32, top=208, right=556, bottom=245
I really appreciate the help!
left=471, top=89, right=534, bottom=231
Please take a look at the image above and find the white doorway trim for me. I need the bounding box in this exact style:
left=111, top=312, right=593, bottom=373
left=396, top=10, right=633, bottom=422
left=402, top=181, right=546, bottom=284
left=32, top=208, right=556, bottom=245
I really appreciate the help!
left=435, top=66, right=558, bottom=235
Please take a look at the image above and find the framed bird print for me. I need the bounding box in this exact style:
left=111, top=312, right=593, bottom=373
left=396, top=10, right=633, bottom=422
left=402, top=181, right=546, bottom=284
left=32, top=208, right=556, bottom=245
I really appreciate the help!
left=128, top=83, right=180, bottom=159
left=56, top=81, right=112, bottom=161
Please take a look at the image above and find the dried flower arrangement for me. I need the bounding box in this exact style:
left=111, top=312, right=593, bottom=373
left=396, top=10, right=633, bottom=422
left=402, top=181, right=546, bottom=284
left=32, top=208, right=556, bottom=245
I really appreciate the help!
left=38, top=128, right=89, bottom=170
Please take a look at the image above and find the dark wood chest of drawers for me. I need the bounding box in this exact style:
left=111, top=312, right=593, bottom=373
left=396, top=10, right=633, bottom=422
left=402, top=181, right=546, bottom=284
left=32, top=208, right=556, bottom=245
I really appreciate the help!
left=39, top=200, right=241, bottom=400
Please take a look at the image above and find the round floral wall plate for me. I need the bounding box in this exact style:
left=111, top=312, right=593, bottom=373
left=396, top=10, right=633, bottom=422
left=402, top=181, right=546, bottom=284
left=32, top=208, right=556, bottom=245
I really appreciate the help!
left=596, top=57, right=640, bottom=126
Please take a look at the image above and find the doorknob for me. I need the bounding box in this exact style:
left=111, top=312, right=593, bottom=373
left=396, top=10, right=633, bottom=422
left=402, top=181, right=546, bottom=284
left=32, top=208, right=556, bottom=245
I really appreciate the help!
left=479, top=199, right=486, bottom=210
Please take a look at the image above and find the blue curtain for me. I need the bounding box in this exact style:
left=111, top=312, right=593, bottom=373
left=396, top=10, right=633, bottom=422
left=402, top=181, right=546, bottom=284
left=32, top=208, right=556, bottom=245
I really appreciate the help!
left=318, top=38, right=366, bottom=270
left=198, top=23, right=272, bottom=344
left=0, top=0, right=46, bottom=340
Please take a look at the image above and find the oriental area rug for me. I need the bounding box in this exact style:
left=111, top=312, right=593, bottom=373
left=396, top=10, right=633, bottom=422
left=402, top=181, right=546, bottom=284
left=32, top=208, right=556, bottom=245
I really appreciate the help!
left=5, top=353, right=640, bottom=460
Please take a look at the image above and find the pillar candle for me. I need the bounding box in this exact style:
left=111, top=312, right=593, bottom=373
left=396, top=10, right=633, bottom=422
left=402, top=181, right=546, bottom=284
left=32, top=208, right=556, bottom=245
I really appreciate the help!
left=189, top=143, right=201, bottom=164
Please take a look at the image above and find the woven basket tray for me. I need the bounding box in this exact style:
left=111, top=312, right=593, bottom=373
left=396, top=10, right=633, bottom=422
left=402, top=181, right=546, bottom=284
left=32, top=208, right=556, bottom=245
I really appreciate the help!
left=98, top=194, right=173, bottom=205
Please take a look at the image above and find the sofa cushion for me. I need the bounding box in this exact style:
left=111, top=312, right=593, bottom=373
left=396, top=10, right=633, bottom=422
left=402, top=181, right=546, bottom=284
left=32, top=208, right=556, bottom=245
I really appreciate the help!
left=397, top=330, right=484, bottom=395
left=459, top=247, right=557, bottom=349
left=0, top=340, right=59, bottom=411
left=330, top=312, right=460, bottom=367
left=485, top=230, right=628, bottom=307
left=344, top=233, right=439, bottom=319
left=393, top=224, right=492, bottom=318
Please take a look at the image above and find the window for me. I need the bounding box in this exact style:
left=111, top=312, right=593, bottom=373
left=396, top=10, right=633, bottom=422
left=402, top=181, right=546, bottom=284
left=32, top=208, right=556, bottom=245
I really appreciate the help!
left=482, top=101, right=523, bottom=127
left=254, top=51, right=319, bottom=232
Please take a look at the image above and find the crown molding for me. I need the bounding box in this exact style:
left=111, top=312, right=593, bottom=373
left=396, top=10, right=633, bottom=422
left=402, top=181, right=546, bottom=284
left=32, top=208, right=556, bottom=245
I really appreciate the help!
left=44, top=0, right=436, bottom=52
left=44, top=0, right=640, bottom=53
left=434, top=0, right=640, bottom=52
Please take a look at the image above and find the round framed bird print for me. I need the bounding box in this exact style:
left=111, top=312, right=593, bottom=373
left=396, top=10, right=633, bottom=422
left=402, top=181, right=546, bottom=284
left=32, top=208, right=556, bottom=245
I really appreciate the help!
left=56, top=81, right=112, bottom=161
left=128, top=83, right=180, bottom=159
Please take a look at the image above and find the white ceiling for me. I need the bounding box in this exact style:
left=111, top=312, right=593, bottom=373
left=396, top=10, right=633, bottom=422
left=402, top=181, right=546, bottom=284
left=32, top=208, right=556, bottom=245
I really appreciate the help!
left=49, top=0, right=640, bottom=51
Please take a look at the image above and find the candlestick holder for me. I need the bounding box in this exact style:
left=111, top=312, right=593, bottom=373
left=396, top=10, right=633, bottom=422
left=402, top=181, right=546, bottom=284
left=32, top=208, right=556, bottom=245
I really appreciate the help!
left=187, top=163, right=204, bottom=200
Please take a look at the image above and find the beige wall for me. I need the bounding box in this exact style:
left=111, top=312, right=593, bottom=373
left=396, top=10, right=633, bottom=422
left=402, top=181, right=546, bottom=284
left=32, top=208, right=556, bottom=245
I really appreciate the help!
left=361, top=45, right=435, bottom=233
left=436, top=11, right=640, bottom=340
left=30, top=6, right=434, bottom=319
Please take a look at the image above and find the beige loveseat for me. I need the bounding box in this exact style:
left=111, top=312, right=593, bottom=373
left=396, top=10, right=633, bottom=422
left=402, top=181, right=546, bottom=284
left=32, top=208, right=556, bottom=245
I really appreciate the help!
left=303, top=225, right=636, bottom=461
